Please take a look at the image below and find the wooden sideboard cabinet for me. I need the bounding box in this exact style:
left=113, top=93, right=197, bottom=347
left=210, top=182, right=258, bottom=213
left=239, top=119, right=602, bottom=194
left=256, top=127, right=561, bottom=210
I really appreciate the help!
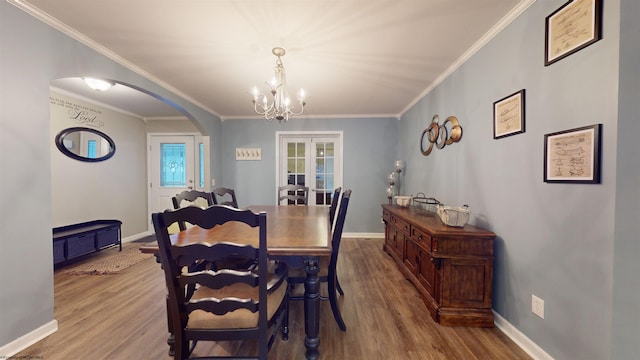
left=382, top=204, right=496, bottom=327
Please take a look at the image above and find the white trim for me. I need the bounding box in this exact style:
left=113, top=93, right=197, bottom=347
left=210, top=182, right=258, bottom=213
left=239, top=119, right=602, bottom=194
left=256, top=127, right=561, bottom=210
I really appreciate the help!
left=121, top=231, right=153, bottom=244
left=146, top=133, right=208, bottom=232
left=8, top=0, right=222, bottom=119
left=223, top=113, right=400, bottom=121
left=400, top=0, right=537, bottom=116
left=0, top=320, right=58, bottom=357
left=493, top=311, right=555, bottom=360
left=343, top=232, right=385, bottom=239
left=275, top=131, right=344, bottom=205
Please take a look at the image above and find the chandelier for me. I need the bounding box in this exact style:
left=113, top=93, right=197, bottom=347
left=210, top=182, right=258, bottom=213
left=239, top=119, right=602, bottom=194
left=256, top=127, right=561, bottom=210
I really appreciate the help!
left=251, top=47, right=306, bottom=123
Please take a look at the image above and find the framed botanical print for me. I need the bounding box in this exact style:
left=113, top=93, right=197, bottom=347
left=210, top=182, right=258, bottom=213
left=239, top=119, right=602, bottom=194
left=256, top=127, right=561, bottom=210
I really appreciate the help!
left=545, top=0, right=603, bottom=66
left=544, top=124, right=602, bottom=183
left=493, top=89, right=525, bottom=139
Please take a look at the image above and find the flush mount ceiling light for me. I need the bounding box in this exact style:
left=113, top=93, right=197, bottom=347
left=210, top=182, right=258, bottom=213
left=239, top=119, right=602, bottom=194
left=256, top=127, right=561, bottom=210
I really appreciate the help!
left=83, top=77, right=115, bottom=91
left=251, top=47, right=307, bottom=123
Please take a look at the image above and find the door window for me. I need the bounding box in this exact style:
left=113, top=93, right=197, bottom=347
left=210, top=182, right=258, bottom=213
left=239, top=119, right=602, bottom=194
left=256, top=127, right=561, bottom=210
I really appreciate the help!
left=277, top=132, right=342, bottom=206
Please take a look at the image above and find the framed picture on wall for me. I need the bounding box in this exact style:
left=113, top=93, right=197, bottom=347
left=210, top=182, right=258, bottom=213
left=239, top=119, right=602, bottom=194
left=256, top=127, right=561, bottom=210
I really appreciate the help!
left=545, top=0, right=603, bottom=66
left=493, top=89, right=525, bottom=139
left=544, top=124, right=602, bottom=184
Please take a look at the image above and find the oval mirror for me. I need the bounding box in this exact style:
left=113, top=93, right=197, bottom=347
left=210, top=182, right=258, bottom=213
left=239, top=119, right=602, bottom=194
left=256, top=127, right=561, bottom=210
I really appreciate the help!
left=55, top=127, right=116, bottom=162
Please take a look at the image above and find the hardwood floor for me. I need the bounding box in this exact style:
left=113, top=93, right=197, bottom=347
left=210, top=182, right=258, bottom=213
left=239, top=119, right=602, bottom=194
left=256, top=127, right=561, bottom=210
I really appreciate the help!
left=17, top=238, right=531, bottom=359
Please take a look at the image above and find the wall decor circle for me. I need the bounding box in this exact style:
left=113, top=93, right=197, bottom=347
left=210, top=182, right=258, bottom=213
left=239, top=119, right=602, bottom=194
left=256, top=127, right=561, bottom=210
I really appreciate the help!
left=419, top=114, right=463, bottom=156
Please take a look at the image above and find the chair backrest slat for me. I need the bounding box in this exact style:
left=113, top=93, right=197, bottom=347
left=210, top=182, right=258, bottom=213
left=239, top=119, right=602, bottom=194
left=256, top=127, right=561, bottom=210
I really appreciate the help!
left=171, top=190, right=216, bottom=231
left=328, top=187, right=342, bottom=226
left=213, top=187, right=239, bottom=208
left=278, top=184, right=309, bottom=205
left=330, top=189, right=351, bottom=270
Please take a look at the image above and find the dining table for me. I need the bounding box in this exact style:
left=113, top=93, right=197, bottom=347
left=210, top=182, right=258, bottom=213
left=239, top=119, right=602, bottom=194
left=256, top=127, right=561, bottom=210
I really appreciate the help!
left=140, top=204, right=331, bottom=360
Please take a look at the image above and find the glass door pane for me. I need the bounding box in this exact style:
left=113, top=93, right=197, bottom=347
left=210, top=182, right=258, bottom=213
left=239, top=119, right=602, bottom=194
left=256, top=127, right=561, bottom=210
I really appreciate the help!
left=314, top=141, right=335, bottom=205
left=278, top=133, right=342, bottom=206
left=160, top=143, right=187, bottom=187
left=286, top=141, right=306, bottom=187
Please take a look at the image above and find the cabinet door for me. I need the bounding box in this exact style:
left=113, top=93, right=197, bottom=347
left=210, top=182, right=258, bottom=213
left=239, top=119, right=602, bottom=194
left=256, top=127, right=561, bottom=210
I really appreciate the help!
left=404, top=238, right=419, bottom=274
left=440, top=258, right=492, bottom=309
left=384, top=221, right=392, bottom=251
left=418, top=250, right=437, bottom=299
left=393, top=229, right=404, bottom=259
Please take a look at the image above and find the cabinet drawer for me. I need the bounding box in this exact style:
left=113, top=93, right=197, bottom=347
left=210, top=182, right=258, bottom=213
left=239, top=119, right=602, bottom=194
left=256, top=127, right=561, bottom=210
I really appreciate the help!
left=390, top=215, right=410, bottom=236
left=96, top=227, right=119, bottom=249
left=382, top=210, right=390, bottom=223
left=66, top=234, right=96, bottom=259
left=411, top=226, right=432, bottom=251
left=53, top=240, right=66, bottom=264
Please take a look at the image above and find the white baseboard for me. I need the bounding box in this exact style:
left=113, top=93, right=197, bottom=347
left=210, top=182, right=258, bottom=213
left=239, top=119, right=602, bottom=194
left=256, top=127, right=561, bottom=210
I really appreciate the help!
left=343, top=232, right=384, bottom=239
left=493, top=311, right=554, bottom=360
left=122, top=230, right=153, bottom=244
left=0, top=320, right=58, bottom=357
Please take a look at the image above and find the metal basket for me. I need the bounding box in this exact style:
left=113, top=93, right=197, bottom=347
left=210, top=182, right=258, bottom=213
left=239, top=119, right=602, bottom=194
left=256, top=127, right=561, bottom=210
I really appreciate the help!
left=437, top=204, right=470, bottom=227
left=412, top=193, right=440, bottom=216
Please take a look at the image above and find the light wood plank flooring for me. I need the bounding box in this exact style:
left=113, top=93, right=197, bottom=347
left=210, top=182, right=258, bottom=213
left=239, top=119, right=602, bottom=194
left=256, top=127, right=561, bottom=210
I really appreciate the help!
left=17, top=238, right=531, bottom=359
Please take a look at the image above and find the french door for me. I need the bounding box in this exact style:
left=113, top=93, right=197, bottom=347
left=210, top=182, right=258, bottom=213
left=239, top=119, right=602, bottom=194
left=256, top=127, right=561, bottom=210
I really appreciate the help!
left=277, top=132, right=343, bottom=206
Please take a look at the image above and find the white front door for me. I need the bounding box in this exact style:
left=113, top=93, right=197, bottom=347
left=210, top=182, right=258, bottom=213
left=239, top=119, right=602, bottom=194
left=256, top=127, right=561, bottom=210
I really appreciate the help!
left=148, top=135, right=197, bottom=228
left=277, top=132, right=343, bottom=206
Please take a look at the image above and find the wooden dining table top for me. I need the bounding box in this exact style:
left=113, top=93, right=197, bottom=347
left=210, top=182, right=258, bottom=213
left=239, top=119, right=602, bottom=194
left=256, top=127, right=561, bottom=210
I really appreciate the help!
left=140, top=205, right=332, bottom=257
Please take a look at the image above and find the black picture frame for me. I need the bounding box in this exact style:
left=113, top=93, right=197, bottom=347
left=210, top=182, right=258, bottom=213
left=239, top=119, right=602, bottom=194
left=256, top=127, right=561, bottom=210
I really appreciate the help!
left=544, top=124, right=602, bottom=184
left=493, top=89, right=526, bottom=139
left=545, top=0, right=603, bottom=66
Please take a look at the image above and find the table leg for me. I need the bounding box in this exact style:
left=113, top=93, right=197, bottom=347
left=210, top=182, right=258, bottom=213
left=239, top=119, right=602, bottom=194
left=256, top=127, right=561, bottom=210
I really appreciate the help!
left=303, top=257, right=320, bottom=360
left=166, top=295, right=175, bottom=356
left=153, top=254, right=175, bottom=356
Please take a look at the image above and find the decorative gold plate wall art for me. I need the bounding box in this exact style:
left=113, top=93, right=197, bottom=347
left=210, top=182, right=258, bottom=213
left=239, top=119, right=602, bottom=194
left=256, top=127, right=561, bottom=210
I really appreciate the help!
left=420, top=114, right=463, bottom=156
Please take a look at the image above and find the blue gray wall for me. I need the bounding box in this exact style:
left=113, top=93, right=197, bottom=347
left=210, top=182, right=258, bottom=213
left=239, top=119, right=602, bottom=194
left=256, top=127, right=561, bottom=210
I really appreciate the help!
left=611, top=0, right=640, bottom=358
left=220, top=118, right=398, bottom=233
left=0, top=1, right=221, bottom=352
left=398, top=1, right=634, bottom=359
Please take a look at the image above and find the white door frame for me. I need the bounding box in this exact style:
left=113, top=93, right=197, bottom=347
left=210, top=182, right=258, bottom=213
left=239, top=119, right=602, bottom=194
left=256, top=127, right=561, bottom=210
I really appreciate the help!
left=146, top=132, right=210, bottom=232
left=275, top=131, right=343, bottom=205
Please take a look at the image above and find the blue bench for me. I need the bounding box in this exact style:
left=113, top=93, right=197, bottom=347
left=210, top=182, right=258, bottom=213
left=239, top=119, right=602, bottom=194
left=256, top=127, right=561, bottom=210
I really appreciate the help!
left=53, top=220, right=122, bottom=265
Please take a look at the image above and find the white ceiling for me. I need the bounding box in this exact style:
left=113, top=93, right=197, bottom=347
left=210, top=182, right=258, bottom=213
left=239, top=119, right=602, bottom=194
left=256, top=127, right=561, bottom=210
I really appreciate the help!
left=13, top=0, right=532, bottom=120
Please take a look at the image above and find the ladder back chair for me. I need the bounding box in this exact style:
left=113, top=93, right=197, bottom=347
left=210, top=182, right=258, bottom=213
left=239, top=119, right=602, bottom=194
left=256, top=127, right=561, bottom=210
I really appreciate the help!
left=288, top=189, right=352, bottom=331
left=212, top=187, right=239, bottom=208
left=278, top=184, right=309, bottom=205
left=152, top=205, right=289, bottom=360
left=171, top=190, right=216, bottom=231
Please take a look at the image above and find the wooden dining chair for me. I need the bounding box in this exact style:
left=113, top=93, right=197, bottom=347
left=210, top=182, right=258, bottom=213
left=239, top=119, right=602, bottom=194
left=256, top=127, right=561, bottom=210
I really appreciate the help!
left=212, top=187, right=239, bottom=208
left=288, top=189, right=352, bottom=331
left=328, top=187, right=342, bottom=226
left=278, top=184, right=309, bottom=205
left=171, top=190, right=215, bottom=231
left=152, top=205, right=289, bottom=360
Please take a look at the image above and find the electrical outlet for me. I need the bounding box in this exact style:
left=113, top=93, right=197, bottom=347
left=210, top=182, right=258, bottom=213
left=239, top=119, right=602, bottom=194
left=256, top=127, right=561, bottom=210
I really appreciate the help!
left=211, top=178, right=215, bottom=187
left=532, top=294, right=544, bottom=319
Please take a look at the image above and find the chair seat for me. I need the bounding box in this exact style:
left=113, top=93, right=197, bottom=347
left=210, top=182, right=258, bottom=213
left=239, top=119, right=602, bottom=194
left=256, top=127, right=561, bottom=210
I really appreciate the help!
left=188, top=275, right=287, bottom=330
left=288, top=256, right=330, bottom=278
